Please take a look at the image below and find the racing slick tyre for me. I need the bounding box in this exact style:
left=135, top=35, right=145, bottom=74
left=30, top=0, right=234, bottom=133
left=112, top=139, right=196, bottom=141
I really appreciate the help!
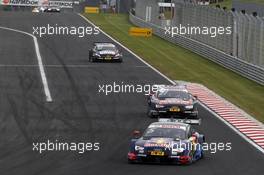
left=92, top=58, right=97, bottom=62
left=190, top=107, right=198, bottom=119
left=147, top=107, right=156, bottom=118
left=89, top=51, right=94, bottom=62
left=128, top=159, right=136, bottom=164
left=89, top=57, right=97, bottom=62
left=200, top=151, right=204, bottom=159
left=117, top=58, right=123, bottom=63
left=187, top=152, right=194, bottom=165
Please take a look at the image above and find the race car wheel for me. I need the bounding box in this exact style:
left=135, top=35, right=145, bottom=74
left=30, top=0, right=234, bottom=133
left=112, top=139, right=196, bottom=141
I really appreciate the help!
left=193, top=106, right=199, bottom=117
left=89, top=51, right=93, bottom=61
left=147, top=111, right=153, bottom=118
left=147, top=107, right=155, bottom=118
left=91, top=57, right=97, bottom=62
left=190, top=109, right=198, bottom=118
left=200, top=151, right=204, bottom=159
left=128, top=159, right=136, bottom=164
left=188, top=152, right=194, bottom=165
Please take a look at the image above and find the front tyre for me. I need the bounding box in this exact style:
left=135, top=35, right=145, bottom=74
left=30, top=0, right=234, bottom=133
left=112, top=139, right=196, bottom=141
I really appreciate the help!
left=188, top=152, right=194, bottom=165
left=128, top=159, right=135, bottom=164
left=118, top=58, right=123, bottom=63
left=200, top=150, right=204, bottom=159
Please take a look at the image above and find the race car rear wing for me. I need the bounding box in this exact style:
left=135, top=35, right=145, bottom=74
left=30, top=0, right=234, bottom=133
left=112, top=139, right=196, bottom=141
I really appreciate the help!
left=158, top=118, right=201, bottom=125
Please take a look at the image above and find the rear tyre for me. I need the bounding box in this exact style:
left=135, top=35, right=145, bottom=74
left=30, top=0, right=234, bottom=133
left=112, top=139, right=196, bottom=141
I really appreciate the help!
left=118, top=58, right=123, bottom=63
left=193, top=106, right=199, bottom=118
left=147, top=107, right=155, bottom=118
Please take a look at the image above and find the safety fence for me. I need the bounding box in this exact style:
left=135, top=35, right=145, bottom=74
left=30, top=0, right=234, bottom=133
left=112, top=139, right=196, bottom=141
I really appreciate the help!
left=131, top=0, right=264, bottom=85
left=129, top=12, right=264, bottom=85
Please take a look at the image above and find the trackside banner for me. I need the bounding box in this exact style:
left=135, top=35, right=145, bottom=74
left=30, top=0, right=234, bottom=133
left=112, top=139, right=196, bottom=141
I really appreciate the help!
left=0, top=0, right=38, bottom=6
left=49, top=1, right=73, bottom=8
left=0, top=0, right=73, bottom=8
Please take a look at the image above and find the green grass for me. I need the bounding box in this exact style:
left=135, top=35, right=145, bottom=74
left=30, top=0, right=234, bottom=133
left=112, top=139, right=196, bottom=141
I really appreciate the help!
left=210, top=0, right=232, bottom=9
left=84, top=14, right=264, bottom=123
left=240, top=0, right=264, bottom=5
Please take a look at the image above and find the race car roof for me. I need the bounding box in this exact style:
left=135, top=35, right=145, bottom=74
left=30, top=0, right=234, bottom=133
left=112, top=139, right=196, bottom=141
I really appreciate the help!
left=156, top=85, right=188, bottom=93
left=94, top=43, right=116, bottom=47
left=149, top=122, right=189, bottom=130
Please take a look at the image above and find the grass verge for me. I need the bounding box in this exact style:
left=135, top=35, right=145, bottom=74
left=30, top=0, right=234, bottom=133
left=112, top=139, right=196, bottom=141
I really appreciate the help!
left=83, top=13, right=264, bottom=123
left=210, top=0, right=232, bottom=9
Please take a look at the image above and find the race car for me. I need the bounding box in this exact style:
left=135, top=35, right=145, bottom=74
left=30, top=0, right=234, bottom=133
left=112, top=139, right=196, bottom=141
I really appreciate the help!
left=147, top=85, right=198, bottom=118
left=128, top=119, right=204, bottom=164
left=89, top=42, right=123, bottom=62
left=32, top=7, right=46, bottom=13
left=32, top=7, right=40, bottom=13
left=44, top=6, right=61, bottom=13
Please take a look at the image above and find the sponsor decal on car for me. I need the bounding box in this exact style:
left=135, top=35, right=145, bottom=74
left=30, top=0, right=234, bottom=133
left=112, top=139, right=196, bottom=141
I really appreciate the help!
left=144, top=143, right=171, bottom=148
left=149, top=124, right=186, bottom=130
left=159, top=99, right=192, bottom=105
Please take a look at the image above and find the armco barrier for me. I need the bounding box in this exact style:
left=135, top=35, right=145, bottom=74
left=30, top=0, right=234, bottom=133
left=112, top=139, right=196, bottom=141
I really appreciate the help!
left=129, top=13, right=264, bottom=85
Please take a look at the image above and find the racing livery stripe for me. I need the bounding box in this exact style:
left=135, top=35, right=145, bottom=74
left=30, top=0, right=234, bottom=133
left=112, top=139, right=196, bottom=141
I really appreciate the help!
left=186, top=83, right=264, bottom=151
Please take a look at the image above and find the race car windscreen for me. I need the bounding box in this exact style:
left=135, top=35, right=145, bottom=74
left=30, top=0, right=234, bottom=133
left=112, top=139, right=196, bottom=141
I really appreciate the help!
left=157, top=90, right=191, bottom=100
left=143, top=127, right=187, bottom=140
left=97, top=45, right=116, bottom=51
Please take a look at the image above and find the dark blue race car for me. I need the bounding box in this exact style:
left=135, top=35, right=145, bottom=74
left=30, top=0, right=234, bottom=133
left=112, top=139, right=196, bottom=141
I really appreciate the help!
left=89, top=42, right=123, bottom=62
left=147, top=85, right=198, bottom=118
left=128, top=119, right=205, bottom=165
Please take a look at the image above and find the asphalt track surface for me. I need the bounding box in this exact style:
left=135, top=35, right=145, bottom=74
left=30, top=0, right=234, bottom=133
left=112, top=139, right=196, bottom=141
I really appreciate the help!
left=0, top=12, right=263, bottom=175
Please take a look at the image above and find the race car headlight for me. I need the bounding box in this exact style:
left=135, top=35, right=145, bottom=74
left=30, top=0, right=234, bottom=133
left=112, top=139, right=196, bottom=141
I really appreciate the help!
left=185, top=105, right=193, bottom=109
left=135, top=145, right=144, bottom=152
left=155, top=104, right=165, bottom=108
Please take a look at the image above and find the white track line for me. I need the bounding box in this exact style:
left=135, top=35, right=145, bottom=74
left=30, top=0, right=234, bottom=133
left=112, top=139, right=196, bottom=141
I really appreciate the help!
left=0, top=26, right=52, bottom=102
left=78, top=14, right=264, bottom=154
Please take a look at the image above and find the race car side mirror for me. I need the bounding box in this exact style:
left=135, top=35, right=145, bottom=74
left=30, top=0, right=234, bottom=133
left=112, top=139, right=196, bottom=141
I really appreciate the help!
left=132, top=130, right=141, bottom=139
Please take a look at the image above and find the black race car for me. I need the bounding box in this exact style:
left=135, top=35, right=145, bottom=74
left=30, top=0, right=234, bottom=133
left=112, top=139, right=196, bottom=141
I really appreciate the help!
left=44, top=6, right=61, bottom=13
left=89, top=42, right=123, bottom=62
left=128, top=119, right=204, bottom=164
left=147, top=85, right=198, bottom=119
